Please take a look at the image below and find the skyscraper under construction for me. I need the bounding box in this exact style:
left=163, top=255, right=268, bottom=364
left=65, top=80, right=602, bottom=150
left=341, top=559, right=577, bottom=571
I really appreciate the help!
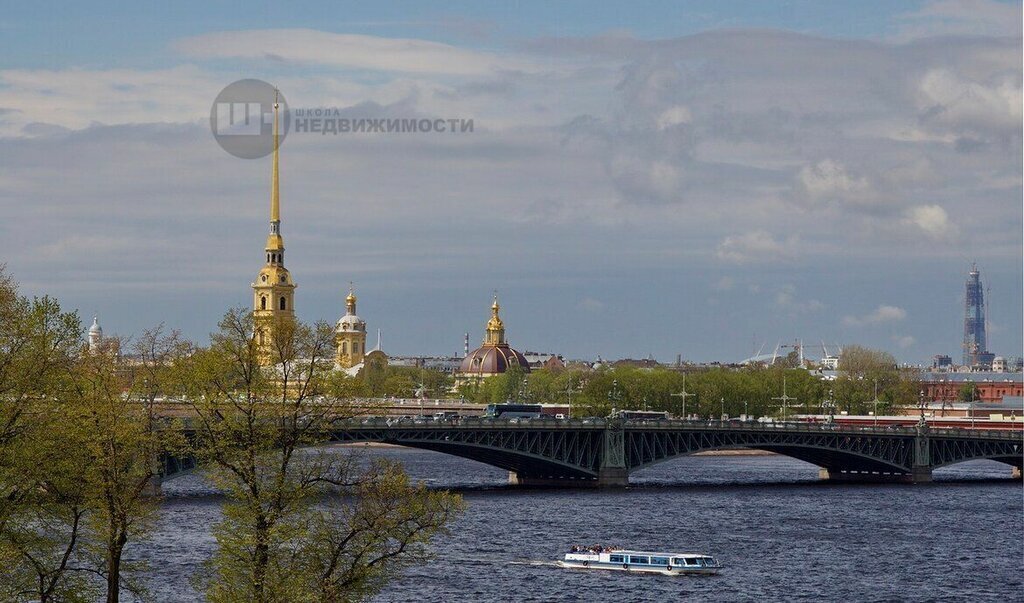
left=963, top=264, right=994, bottom=367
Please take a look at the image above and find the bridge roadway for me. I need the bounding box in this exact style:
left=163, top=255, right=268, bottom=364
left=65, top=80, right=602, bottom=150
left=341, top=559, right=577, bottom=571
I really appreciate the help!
left=162, top=417, right=1024, bottom=488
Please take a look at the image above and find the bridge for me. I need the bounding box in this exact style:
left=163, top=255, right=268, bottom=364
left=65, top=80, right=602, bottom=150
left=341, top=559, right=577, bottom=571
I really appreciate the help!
left=160, top=417, right=1024, bottom=488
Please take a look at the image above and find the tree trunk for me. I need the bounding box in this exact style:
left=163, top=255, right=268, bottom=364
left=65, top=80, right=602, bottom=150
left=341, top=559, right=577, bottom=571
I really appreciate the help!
left=106, top=529, right=127, bottom=603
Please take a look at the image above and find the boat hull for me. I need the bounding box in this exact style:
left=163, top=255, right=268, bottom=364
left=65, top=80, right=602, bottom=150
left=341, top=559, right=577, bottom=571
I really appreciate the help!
left=557, top=560, right=719, bottom=576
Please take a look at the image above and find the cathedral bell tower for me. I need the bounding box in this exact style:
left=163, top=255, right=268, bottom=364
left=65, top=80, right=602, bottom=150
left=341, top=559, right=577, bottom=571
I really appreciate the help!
left=252, top=91, right=296, bottom=363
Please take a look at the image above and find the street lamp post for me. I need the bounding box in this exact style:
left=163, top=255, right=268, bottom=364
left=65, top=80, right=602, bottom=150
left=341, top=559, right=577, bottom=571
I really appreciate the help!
left=743, top=400, right=748, bottom=420
left=671, top=374, right=695, bottom=420
left=772, top=377, right=797, bottom=423
left=826, top=388, right=835, bottom=423
left=608, top=379, right=621, bottom=415
left=871, top=379, right=881, bottom=427
left=918, top=390, right=926, bottom=426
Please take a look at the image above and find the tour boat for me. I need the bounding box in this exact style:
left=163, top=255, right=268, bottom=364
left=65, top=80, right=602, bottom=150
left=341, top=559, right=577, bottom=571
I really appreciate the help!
left=559, top=547, right=722, bottom=575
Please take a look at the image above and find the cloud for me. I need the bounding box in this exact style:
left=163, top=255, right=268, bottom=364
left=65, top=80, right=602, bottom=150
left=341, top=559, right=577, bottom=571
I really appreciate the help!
left=843, top=305, right=908, bottom=327
left=894, top=0, right=1022, bottom=40
left=0, top=23, right=1020, bottom=361
left=656, top=105, right=692, bottom=130
left=712, top=276, right=735, bottom=291
left=175, top=30, right=541, bottom=76
left=892, top=334, right=917, bottom=349
left=0, top=65, right=218, bottom=135
left=716, top=231, right=799, bottom=264
left=797, top=159, right=871, bottom=204
left=774, top=284, right=825, bottom=313
left=905, top=204, right=955, bottom=237
left=576, top=297, right=605, bottom=312
left=917, top=68, right=1023, bottom=138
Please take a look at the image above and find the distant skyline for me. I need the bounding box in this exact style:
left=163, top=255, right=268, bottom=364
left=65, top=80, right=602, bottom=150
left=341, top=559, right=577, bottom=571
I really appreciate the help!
left=1, top=1, right=1021, bottom=363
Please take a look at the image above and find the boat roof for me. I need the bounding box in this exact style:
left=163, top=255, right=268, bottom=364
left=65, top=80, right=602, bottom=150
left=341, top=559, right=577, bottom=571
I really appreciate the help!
left=594, top=549, right=712, bottom=557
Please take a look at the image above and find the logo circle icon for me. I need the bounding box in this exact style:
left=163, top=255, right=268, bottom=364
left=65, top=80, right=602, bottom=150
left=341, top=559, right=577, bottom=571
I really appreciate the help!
left=209, top=79, right=289, bottom=159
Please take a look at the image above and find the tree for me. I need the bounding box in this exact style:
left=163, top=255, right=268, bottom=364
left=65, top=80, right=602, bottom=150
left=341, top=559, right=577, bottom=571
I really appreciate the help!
left=176, top=309, right=462, bottom=602
left=0, top=270, right=101, bottom=602
left=959, top=382, right=978, bottom=402
left=71, top=332, right=177, bottom=603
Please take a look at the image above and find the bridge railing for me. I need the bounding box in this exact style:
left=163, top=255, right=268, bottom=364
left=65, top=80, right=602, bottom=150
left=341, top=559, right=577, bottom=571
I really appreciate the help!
left=331, top=416, right=1020, bottom=440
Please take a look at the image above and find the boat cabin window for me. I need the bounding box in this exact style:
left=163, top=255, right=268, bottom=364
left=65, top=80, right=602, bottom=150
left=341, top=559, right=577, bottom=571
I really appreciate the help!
left=609, top=555, right=625, bottom=563
left=684, top=557, right=700, bottom=566
left=629, top=556, right=649, bottom=565
left=702, top=557, right=715, bottom=565
left=672, top=558, right=684, bottom=565
left=651, top=556, right=669, bottom=565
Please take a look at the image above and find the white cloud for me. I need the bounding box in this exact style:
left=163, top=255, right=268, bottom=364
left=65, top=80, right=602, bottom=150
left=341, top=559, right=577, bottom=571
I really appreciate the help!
left=656, top=105, right=692, bottom=129
left=712, top=276, right=735, bottom=291
left=716, top=231, right=798, bottom=264
left=798, top=159, right=871, bottom=203
left=894, top=0, right=1022, bottom=40
left=905, top=204, right=955, bottom=238
left=175, top=30, right=541, bottom=76
left=0, top=66, right=218, bottom=135
left=892, top=334, right=916, bottom=349
left=843, top=305, right=908, bottom=327
left=917, top=68, right=1023, bottom=135
left=775, top=284, right=825, bottom=313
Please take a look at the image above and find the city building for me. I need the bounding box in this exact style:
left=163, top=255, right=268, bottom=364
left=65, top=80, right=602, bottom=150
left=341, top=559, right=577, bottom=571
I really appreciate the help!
left=962, top=264, right=994, bottom=368
left=920, top=371, right=1024, bottom=404
left=388, top=356, right=464, bottom=375
left=522, top=351, right=565, bottom=370
left=456, top=295, right=530, bottom=385
left=251, top=98, right=296, bottom=365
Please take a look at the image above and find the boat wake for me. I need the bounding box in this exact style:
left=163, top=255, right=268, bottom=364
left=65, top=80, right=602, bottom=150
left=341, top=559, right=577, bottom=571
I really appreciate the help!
left=508, top=560, right=561, bottom=568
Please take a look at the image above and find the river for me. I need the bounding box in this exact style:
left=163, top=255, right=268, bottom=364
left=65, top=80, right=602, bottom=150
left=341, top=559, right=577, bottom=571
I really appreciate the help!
left=141, top=447, right=1022, bottom=602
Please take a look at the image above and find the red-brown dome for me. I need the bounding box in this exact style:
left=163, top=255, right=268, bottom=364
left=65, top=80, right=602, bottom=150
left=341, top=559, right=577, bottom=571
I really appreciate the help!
left=459, top=344, right=531, bottom=376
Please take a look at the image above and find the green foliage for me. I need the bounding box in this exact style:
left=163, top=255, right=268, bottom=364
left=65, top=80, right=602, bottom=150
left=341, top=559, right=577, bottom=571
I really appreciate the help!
left=179, top=309, right=463, bottom=603
left=0, top=267, right=174, bottom=602
left=959, top=382, right=978, bottom=402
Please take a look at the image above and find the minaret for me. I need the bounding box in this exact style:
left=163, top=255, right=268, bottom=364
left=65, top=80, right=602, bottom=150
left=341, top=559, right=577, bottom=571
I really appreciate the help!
left=252, top=91, right=296, bottom=363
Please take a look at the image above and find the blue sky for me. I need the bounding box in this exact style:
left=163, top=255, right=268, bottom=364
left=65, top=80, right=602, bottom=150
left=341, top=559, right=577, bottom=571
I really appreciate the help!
left=0, top=1, right=1021, bottom=363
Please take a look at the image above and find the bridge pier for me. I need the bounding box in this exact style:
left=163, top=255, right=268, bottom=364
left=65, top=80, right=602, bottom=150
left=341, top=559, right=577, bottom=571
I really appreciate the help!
left=508, top=468, right=629, bottom=488
left=1012, top=466, right=1022, bottom=480
left=818, top=467, right=932, bottom=484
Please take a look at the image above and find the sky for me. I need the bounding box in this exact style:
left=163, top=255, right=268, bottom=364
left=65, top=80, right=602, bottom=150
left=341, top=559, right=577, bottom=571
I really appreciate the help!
left=0, top=0, right=1021, bottom=363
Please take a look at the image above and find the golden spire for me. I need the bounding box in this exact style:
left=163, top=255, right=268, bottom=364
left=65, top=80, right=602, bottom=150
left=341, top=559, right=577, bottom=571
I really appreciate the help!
left=346, top=282, right=357, bottom=314
left=484, top=292, right=505, bottom=345
left=265, top=89, right=284, bottom=256
left=271, top=88, right=280, bottom=224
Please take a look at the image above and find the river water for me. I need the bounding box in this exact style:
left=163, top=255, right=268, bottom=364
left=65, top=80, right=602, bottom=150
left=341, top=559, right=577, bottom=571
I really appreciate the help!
left=143, top=447, right=1022, bottom=602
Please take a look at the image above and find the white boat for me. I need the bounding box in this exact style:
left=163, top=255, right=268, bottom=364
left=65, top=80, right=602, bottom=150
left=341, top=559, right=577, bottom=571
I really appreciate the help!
left=559, top=547, right=722, bottom=575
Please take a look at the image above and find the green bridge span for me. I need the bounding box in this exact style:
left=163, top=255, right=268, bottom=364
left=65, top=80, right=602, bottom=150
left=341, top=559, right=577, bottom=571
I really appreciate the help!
left=161, top=418, right=1024, bottom=488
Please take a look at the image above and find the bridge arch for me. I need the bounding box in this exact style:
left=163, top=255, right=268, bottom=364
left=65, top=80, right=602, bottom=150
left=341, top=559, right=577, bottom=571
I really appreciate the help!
left=347, top=439, right=598, bottom=480
left=624, top=428, right=916, bottom=476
